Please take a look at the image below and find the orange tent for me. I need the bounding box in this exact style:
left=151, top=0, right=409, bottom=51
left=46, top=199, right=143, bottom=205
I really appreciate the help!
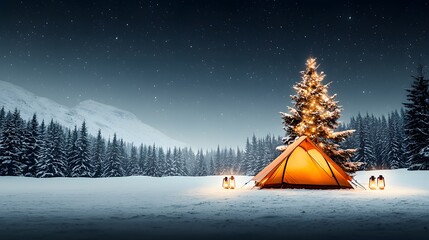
left=252, top=136, right=353, bottom=189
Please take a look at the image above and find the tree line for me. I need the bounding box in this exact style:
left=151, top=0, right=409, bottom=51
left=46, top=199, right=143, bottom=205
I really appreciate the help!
left=340, top=66, right=429, bottom=170
left=339, top=110, right=406, bottom=170
left=0, top=107, right=282, bottom=177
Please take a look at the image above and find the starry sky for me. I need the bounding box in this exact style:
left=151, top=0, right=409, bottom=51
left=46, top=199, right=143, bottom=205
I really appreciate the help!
left=1, top=0, right=428, bottom=149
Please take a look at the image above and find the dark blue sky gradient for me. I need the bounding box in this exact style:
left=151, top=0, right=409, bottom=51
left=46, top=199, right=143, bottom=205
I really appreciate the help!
left=1, top=0, right=428, bottom=148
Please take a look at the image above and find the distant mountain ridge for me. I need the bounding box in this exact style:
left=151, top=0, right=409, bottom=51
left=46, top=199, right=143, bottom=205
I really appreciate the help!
left=0, top=80, right=185, bottom=147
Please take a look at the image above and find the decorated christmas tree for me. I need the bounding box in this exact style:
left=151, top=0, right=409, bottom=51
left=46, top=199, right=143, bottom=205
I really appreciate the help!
left=280, top=57, right=358, bottom=172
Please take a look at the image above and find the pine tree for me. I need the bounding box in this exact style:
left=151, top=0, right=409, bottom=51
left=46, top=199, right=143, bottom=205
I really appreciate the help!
left=403, top=65, right=429, bottom=169
left=36, top=120, right=67, bottom=177
left=250, top=135, right=258, bottom=174
left=155, top=147, right=165, bottom=177
left=174, top=148, right=186, bottom=176
left=369, top=115, right=383, bottom=168
left=280, top=57, right=356, bottom=171
left=353, top=114, right=376, bottom=170
left=0, top=109, right=24, bottom=176
left=91, top=130, right=105, bottom=177
left=147, top=144, right=157, bottom=176
left=119, top=139, right=128, bottom=175
left=69, top=121, right=93, bottom=177
left=214, top=146, right=221, bottom=175
left=379, top=116, right=390, bottom=169
left=180, top=148, right=189, bottom=176
left=36, top=120, right=46, bottom=174
left=387, top=111, right=405, bottom=169
left=189, top=148, right=196, bottom=175
left=103, top=134, right=124, bottom=177
left=22, top=114, right=39, bottom=176
left=194, top=149, right=206, bottom=176
left=65, top=126, right=79, bottom=176
left=0, top=106, right=5, bottom=132
left=253, top=139, right=262, bottom=173
left=243, top=137, right=254, bottom=175
left=138, top=144, right=147, bottom=175
left=164, top=148, right=175, bottom=176
left=234, top=147, right=242, bottom=174
left=126, top=145, right=141, bottom=176
left=225, top=147, right=234, bottom=175
left=209, top=156, right=215, bottom=175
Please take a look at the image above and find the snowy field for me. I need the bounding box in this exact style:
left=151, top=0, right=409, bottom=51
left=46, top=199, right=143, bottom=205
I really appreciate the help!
left=1, top=169, right=428, bottom=240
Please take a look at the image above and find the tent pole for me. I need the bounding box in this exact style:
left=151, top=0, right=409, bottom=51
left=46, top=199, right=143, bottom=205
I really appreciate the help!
left=323, top=157, right=341, bottom=188
left=352, top=178, right=366, bottom=190
left=240, top=179, right=252, bottom=189
left=280, top=155, right=292, bottom=187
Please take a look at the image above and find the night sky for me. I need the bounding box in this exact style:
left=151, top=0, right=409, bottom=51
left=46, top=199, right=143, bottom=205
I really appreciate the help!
left=1, top=0, right=428, bottom=149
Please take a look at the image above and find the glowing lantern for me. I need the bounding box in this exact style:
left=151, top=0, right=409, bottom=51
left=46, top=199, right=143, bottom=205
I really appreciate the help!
left=369, top=176, right=377, bottom=190
left=377, top=175, right=385, bottom=190
left=222, top=177, right=229, bottom=189
left=229, top=176, right=236, bottom=189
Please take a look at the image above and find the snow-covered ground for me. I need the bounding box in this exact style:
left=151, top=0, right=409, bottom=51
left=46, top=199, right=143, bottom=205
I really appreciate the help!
left=1, top=169, right=428, bottom=240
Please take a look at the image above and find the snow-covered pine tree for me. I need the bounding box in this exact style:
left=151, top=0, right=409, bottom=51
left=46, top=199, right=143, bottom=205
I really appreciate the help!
left=69, top=121, right=93, bottom=177
left=222, top=148, right=229, bottom=174
left=146, top=144, right=157, bottom=176
left=369, top=115, right=383, bottom=168
left=22, top=114, right=39, bottom=176
left=399, top=109, right=407, bottom=168
left=155, top=147, right=165, bottom=177
left=280, top=57, right=356, bottom=172
left=20, top=121, right=31, bottom=175
left=225, top=147, right=234, bottom=175
left=262, top=135, right=272, bottom=169
left=65, top=126, right=79, bottom=176
left=119, top=139, right=128, bottom=176
left=145, top=145, right=153, bottom=176
left=181, top=148, right=189, bottom=176
left=138, top=144, right=147, bottom=175
left=379, top=116, right=390, bottom=169
left=126, top=145, right=141, bottom=176
left=164, top=148, right=175, bottom=176
left=182, top=147, right=195, bottom=176
left=254, top=139, right=263, bottom=173
left=403, top=65, right=429, bottom=169
left=234, top=147, right=242, bottom=174
left=173, top=147, right=186, bottom=176
left=0, top=106, right=5, bottom=133
left=250, top=135, right=258, bottom=174
left=91, top=130, right=105, bottom=177
left=195, top=149, right=207, bottom=176
left=353, top=114, right=376, bottom=170
left=103, top=134, right=124, bottom=177
left=209, top=156, right=215, bottom=175
left=387, top=111, right=405, bottom=169
left=36, top=120, right=67, bottom=177
left=214, top=146, right=221, bottom=175
left=36, top=120, right=46, bottom=170
left=0, top=109, right=24, bottom=176
left=243, top=137, right=253, bottom=175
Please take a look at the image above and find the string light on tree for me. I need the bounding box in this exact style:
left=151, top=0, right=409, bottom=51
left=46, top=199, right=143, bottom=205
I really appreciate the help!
left=280, top=57, right=360, bottom=172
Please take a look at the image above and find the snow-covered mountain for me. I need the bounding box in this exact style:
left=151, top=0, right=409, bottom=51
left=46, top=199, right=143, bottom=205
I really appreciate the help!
left=0, top=80, right=185, bottom=147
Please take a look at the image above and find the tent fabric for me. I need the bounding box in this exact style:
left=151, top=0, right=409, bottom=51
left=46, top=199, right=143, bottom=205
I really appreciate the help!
left=251, top=136, right=353, bottom=189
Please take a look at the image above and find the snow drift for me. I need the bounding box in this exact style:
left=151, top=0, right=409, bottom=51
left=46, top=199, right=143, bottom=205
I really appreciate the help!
left=0, top=80, right=185, bottom=147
